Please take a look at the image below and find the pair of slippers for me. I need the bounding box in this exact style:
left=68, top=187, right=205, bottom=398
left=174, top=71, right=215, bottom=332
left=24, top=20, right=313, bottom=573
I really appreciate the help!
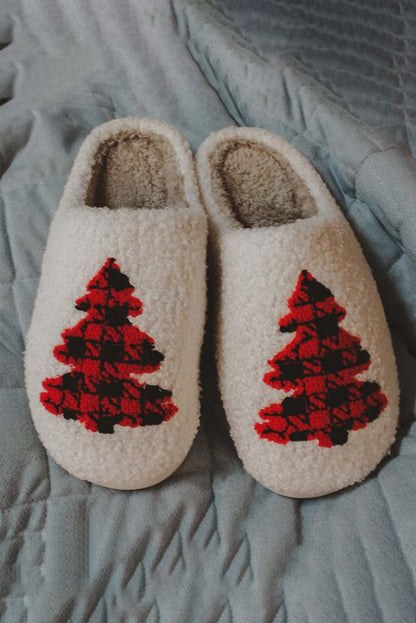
left=25, top=118, right=399, bottom=498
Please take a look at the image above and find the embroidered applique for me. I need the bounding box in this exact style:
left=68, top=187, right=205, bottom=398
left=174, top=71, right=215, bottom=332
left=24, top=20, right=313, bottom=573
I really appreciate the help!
left=41, top=258, right=178, bottom=433
left=255, top=269, right=387, bottom=448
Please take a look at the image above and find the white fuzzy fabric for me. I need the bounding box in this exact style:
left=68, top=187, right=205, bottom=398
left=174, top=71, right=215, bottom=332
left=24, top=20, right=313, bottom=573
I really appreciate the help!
left=25, top=118, right=207, bottom=489
left=197, top=126, right=399, bottom=498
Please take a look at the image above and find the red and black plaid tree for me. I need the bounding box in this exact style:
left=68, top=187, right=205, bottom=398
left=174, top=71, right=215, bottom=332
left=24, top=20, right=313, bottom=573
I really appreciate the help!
left=255, top=270, right=387, bottom=448
left=41, top=257, right=177, bottom=434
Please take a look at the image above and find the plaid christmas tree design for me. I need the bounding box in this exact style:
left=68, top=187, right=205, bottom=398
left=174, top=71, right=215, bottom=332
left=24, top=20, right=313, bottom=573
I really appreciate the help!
left=255, top=270, right=387, bottom=448
left=41, top=258, right=177, bottom=433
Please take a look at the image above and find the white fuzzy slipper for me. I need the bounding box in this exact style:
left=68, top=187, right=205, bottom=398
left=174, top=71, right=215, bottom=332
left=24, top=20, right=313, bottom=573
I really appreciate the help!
left=25, top=118, right=207, bottom=490
left=197, top=127, right=399, bottom=498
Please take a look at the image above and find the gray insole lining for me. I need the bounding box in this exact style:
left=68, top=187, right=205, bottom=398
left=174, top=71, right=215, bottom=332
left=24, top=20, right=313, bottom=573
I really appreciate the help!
left=209, top=139, right=317, bottom=227
left=85, top=131, right=185, bottom=209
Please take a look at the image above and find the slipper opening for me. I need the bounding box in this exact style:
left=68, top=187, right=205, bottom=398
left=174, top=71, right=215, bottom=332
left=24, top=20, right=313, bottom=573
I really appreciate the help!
left=85, top=130, right=185, bottom=209
left=209, top=139, right=317, bottom=227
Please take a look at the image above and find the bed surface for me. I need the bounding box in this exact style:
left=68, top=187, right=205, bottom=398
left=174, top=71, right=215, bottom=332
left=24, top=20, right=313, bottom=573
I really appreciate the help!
left=0, top=1, right=415, bottom=621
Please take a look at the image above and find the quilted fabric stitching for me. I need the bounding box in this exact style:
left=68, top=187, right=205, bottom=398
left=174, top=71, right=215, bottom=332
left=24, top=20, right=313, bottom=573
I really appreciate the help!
left=377, top=477, right=416, bottom=602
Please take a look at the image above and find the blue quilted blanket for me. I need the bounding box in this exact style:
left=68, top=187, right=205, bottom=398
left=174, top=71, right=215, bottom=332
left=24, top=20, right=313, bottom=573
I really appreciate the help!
left=1, top=1, right=415, bottom=622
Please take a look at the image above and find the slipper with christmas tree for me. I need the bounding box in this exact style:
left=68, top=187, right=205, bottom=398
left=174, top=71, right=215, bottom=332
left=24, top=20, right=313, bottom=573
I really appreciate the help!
left=25, top=118, right=207, bottom=489
left=197, top=126, right=399, bottom=498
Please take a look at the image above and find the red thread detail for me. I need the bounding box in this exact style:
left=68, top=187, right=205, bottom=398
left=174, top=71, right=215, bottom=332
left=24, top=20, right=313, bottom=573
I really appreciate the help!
left=255, top=270, right=387, bottom=448
left=40, top=258, right=178, bottom=434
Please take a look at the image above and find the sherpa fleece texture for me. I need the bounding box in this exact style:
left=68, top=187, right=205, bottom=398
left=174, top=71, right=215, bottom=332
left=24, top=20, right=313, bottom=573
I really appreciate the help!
left=25, top=118, right=207, bottom=489
left=197, top=126, right=399, bottom=498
